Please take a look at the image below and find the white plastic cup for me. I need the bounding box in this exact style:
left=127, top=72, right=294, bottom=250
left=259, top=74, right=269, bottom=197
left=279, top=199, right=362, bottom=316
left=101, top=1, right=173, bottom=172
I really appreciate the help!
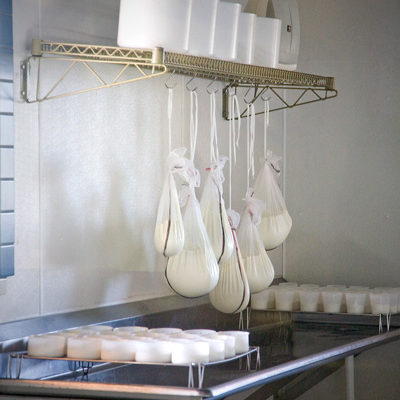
left=374, top=287, right=399, bottom=314
left=369, top=290, right=391, bottom=315
left=253, top=16, right=281, bottom=67
left=219, top=331, right=249, bottom=354
left=321, top=289, right=343, bottom=313
left=118, top=0, right=191, bottom=53
left=251, top=287, right=275, bottom=310
left=213, top=2, right=241, bottom=60
left=275, top=286, right=297, bottom=311
left=187, top=0, right=218, bottom=57
left=299, top=288, right=320, bottom=312
left=236, top=12, right=256, bottom=64
left=345, top=291, right=367, bottom=314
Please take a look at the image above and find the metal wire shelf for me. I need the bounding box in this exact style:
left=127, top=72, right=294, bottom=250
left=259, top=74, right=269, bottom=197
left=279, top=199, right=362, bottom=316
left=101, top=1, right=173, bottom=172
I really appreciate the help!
left=7, top=346, right=260, bottom=389
left=21, top=39, right=337, bottom=115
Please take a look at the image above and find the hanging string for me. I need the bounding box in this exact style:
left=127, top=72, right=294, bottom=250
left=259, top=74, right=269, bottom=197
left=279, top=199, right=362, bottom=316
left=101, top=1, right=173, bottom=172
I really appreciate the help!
left=189, top=90, right=198, bottom=161
left=232, top=94, right=241, bottom=164
left=168, top=87, right=173, bottom=152
left=246, top=104, right=250, bottom=190
left=246, top=103, right=256, bottom=190
left=209, top=92, right=219, bottom=166
left=263, top=98, right=270, bottom=159
left=228, top=91, right=233, bottom=210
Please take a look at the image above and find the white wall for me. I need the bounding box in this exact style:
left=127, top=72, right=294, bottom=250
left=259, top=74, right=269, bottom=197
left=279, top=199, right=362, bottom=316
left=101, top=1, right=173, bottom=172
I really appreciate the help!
left=285, top=0, right=400, bottom=286
left=1, top=0, right=284, bottom=323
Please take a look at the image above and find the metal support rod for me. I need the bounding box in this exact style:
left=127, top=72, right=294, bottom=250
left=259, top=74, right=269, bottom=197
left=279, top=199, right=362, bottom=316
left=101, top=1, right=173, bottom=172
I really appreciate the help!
left=345, top=355, right=355, bottom=400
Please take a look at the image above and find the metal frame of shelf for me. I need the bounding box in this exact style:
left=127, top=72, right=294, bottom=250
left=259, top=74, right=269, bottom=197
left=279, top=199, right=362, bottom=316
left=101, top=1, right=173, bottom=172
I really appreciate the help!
left=21, top=39, right=337, bottom=116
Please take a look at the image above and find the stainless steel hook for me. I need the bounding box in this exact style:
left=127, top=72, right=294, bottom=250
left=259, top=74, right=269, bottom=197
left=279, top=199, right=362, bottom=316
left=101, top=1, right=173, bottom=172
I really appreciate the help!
left=261, top=88, right=272, bottom=102
left=185, top=75, right=198, bottom=92
left=165, top=70, right=177, bottom=89
left=206, top=78, right=219, bottom=94
left=243, top=86, right=255, bottom=104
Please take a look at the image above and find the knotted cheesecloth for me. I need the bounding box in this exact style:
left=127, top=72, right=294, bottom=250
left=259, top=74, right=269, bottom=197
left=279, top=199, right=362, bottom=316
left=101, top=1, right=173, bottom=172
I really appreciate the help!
left=200, top=91, right=234, bottom=264
left=237, top=103, right=274, bottom=294
left=209, top=89, right=250, bottom=313
left=253, top=99, right=292, bottom=250
left=154, top=88, right=185, bottom=257
left=165, top=90, right=219, bottom=298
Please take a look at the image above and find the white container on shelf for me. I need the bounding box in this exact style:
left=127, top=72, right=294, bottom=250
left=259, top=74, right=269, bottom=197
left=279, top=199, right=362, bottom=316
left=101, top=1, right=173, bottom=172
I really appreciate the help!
left=253, top=16, right=281, bottom=67
left=369, top=290, right=391, bottom=315
left=118, top=0, right=191, bottom=53
left=275, top=286, right=297, bottom=311
left=187, top=0, right=218, bottom=57
left=236, top=12, right=256, bottom=64
left=213, top=2, right=241, bottom=60
left=321, top=289, right=343, bottom=313
left=220, top=331, right=249, bottom=354
left=299, top=288, right=320, bottom=312
left=251, top=286, right=275, bottom=310
left=345, top=291, right=367, bottom=314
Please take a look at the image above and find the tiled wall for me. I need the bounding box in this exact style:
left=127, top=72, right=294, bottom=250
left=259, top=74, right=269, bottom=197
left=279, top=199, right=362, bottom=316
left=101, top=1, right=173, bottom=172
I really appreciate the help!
left=0, top=0, right=14, bottom=278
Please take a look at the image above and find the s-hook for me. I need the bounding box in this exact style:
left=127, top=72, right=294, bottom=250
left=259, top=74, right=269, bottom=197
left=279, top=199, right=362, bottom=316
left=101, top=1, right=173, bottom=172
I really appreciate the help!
left=207, top=77, right=219, bottom=94
left=165, top=70, right=177, bottom=89
left=186, top=75, right=198, bottom=92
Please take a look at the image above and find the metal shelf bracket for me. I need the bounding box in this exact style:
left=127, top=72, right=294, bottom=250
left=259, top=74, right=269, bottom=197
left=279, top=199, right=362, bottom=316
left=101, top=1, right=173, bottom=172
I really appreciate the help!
left=21, top=40, right=337, bottom=116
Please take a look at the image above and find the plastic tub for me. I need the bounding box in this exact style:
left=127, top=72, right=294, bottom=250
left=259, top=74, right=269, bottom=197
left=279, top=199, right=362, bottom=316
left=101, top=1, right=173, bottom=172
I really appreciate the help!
left=209, top=334, right=235, bottom=358
left=236, top=12, right=256, bottom=64
left=253, top=16, right=281, bottom=67
left=187, top=0, right=218, bottom=57
left=299, top=288, right=320, bottom=312
left=275, top=286, right=297, bottom=311
left=369, top=290, right=391, bottom=315
left=321, top=289, right=343, bottom=313
left=67, top=335, right=102, bottom=359
left=345, top=291, right=367, bottom=314
left=213, top=2, right=241, bottom=60
left=118, top=0, right=191, bottom=53
left=135, top=339, right=173, bottom=363
left=251, top=287, right=275, bottom=310
left=100, top=337, right=136, bottom=361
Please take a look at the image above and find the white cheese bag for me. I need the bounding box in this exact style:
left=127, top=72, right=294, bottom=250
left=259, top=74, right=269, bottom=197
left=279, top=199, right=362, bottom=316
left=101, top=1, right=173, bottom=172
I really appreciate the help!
left=166, top=179, right=219, bottom=297
left=201, top=92, right=234, bottom=264
left=253, top=150, right=292, bottom=250
left=237, top=193, right=274, bottom=294
left=165, top=91, right=219, bottom=298
left=209, top=209, right=250, bottom=313
left=154, top=148, right=186, bottom=257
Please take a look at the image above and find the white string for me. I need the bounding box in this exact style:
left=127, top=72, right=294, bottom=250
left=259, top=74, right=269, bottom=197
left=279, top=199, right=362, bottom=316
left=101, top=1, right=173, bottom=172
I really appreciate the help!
left=232, top=94, right=241, bottom=164
left=263, top=99, right=270, bottom=159
left=228, top=92, right=233, bottom=209
left=189, top=90, right=198, bottom=161
left=168, top=87, right=173, bottom=152
left=246, top=104, right=250, bottom=190
left=250, top=103, right=255, bottom=178
left=209, top=92, right=219, bottom=165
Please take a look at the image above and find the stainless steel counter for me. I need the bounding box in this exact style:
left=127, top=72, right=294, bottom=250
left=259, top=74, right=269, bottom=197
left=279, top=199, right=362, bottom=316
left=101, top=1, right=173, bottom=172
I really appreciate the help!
left=1, top=297, right=400, bottom=399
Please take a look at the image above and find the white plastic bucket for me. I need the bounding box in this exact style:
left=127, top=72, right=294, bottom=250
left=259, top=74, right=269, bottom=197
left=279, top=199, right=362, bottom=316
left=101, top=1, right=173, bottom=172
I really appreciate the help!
left=118, top=0, right=191, bottom=53
left=253, top=16, right=281, bottom=67
left=236, top=12, right=256, bottom=64
left=187, top=0, right=218, bottom=57
left=213, top=2, right=241, bottom=60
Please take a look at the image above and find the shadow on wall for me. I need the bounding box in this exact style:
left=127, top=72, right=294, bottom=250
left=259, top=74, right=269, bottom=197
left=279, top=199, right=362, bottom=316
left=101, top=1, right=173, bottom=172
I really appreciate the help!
left=286, top=227, right=399, bottom=287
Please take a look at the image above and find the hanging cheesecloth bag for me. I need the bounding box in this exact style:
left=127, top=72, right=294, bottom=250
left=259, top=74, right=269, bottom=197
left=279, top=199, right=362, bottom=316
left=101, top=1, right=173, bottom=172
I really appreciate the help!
left=200, top=91, right=234, bottom=264
left=209, top=90, right=250, bottom=313
left=253, top=99, right=292, bottom=250
left=165, top=90, right=219, bottom=298
left=154, top=87, right=185, bottom=257
left=237, top=103, right=274, bottom=294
